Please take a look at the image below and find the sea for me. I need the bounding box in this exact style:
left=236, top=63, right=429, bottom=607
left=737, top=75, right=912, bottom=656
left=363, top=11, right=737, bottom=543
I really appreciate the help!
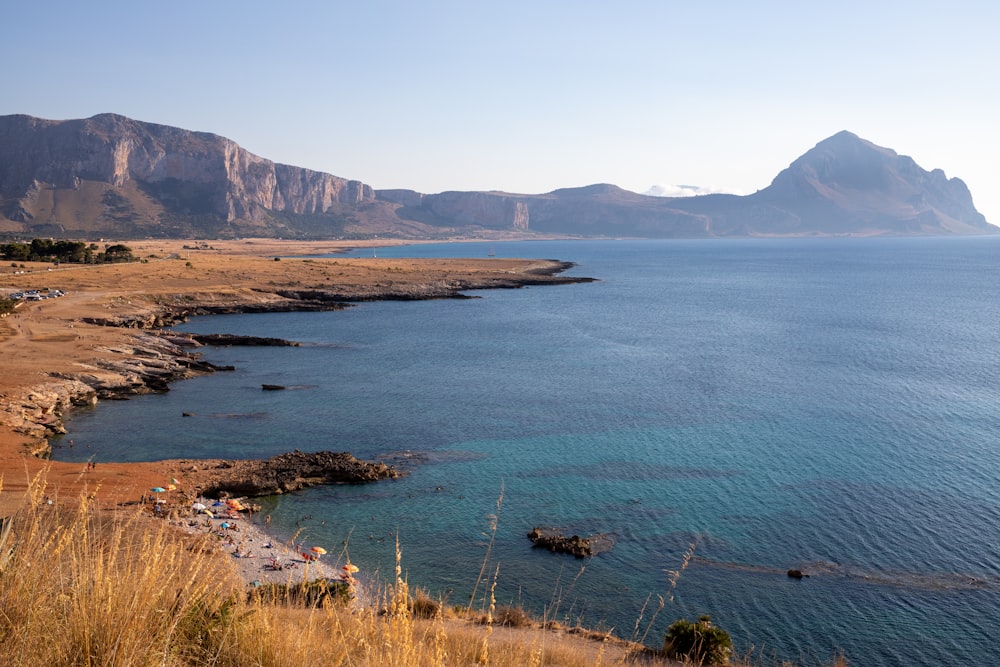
left=55, top=237, right=1000, bottom=666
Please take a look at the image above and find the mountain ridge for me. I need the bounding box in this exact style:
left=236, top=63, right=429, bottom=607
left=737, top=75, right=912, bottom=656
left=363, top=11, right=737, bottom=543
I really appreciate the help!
left=0, top=114, right=992, bottom=239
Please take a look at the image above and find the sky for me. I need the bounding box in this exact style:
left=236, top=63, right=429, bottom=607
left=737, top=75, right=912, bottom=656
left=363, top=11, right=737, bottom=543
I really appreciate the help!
left=3, top=1, right=998, bottom=224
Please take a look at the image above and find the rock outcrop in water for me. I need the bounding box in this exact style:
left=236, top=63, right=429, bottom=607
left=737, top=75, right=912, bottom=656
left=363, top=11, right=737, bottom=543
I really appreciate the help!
left=195, top=450, right=399, bottom=498
left=188, top=333, right=300, bottom=347
left=528, top=527, right=612, bottom=558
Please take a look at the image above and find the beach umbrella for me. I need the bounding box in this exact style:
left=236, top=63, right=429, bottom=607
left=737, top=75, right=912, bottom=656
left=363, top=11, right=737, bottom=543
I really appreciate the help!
left=220, top=522, right=230, bottom=529
left=204, top=510, right=214, bottom=518
left=166, top=484, right=177, bottom=491
left=342, top=563, right=359, bottom=573
left=212, top=501, right=226, bottom=507
left=191, top=502, right=207, bottom=512
left=150, top=487, right=166, bottom=493
left=310, top=546, right=327, bottom=555
left=170, top=477, right=180, bottom=485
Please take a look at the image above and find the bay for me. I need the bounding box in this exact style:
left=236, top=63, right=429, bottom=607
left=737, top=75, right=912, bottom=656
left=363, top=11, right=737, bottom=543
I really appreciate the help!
left=57, top=237, right=1000, bottom=665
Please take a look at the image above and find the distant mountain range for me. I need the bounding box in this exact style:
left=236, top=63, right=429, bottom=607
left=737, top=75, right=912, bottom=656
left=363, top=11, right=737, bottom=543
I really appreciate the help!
left=0, top=113, right=992, bottom=239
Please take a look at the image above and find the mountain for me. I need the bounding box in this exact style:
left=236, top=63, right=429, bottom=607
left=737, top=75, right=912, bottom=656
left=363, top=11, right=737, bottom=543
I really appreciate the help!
left=386, top=131, right=992, bottom=237
left=0, top=114, right=992, bottom=239
left=0, top=113, right=410, bottom=239
left=745, top=131, right=991, bottom=235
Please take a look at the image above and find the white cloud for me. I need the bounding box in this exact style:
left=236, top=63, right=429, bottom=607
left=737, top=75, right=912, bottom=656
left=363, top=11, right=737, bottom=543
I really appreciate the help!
left=643, top=184, right=740, bottom=198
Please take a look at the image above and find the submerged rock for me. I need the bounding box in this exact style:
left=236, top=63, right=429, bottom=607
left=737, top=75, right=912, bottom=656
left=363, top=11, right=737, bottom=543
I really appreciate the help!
left=528, top=527, right=608, bottom=558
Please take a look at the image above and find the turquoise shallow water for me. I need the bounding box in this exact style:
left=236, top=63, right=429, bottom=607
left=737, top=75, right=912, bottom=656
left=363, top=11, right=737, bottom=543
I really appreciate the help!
left=57, top=237, right=1000, bottom=665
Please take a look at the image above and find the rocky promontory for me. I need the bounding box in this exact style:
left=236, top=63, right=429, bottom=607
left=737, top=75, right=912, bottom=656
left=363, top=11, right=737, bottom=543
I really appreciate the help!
left=192, top=450, right=399, bottom=498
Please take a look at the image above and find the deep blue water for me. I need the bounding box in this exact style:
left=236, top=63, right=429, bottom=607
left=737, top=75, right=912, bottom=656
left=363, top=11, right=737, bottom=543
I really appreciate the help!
left=56, top=237, right=1000, bottom=666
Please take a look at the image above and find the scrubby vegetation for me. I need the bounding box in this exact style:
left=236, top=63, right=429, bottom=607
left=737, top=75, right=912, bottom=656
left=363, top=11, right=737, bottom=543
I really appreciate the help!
left=1, top=239, right=134, bottom=264
left=664, top=615, right=733, bottom=665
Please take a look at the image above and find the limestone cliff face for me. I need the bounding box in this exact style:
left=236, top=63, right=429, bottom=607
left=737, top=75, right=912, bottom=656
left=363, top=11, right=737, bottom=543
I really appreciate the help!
left=385, top=184, right=713, bottom=237
left=0, top=113, right=374, bottom=231
left=422, top=191, right=530, bottom=231
left=377, top=189, right=529, bottom=231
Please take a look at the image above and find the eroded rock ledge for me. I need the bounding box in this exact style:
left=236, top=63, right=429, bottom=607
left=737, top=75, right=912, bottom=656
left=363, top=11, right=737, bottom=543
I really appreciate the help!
left=4, top=332, right=236, bottom=452
left=189, top=333, right=300, bottom=347
left=193, top=450, right=399, bottom=498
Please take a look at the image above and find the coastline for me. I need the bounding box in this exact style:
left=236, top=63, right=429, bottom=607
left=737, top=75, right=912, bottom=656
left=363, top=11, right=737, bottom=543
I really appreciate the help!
left=0, top=237, right=671, bottom=662
left=0, top=238, right=593, bottom=514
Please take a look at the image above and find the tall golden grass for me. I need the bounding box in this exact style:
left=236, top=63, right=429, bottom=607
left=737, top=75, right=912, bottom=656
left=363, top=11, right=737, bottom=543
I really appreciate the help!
left=0, top=471, right=847, bottom=666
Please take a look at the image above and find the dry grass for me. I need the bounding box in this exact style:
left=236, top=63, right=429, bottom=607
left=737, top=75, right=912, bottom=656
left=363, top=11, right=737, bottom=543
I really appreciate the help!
left=0, top=472, right=665, bottom=666
left=0, top=472, right=848, bottom=666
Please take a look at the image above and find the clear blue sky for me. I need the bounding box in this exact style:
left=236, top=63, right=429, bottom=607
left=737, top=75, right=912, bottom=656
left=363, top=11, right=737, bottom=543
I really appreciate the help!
left=3, top=1, right=998, bottom=224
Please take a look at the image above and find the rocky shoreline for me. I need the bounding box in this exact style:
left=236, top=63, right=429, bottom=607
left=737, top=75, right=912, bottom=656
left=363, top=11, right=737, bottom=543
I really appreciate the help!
left=1, top=255, right=592, bottom=495
left=4, top=331, right=233, bottom=455
left=1, top=324, right=404, bottom=494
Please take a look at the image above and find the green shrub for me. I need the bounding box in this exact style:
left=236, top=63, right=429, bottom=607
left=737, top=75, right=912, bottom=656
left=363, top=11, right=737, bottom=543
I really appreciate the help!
left=664, top=615, right=732, bottom=665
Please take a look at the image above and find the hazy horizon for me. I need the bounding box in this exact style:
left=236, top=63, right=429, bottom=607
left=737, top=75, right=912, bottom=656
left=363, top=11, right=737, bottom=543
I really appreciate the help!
left=2, top=1, right=997, bottom=225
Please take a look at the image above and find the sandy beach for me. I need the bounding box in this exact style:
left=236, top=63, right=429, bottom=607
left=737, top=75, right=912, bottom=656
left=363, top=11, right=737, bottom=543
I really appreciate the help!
left=166, top=498, right=357, bottom=588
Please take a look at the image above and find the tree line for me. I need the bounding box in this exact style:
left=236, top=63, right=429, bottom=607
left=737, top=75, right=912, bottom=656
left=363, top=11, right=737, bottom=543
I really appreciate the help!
left=1, top=239, right=134, bottom=264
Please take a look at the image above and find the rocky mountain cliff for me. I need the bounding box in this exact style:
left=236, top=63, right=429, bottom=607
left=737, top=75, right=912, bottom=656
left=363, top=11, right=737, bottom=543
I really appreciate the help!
left=0, top=114, right=992, bottom=239
left=0, top=113, right=407, bottom=238
left=387, top=132, right=992, bottom=237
